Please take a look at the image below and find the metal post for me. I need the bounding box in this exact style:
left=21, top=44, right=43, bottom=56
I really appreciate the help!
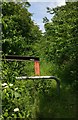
left=16, top=76, right=60, bottom=95
left=2, top=55, right=60, bottom=95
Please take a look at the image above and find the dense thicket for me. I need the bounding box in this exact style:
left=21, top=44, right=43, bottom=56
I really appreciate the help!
left=43, top=2, right=78, bottom=88
left=1, top=2, right=43, bottom=119
left=1, top=2, right=78, bottom=119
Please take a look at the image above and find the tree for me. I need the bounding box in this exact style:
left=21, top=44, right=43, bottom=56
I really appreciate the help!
left=44, top=2, right=78, bottom=87
left=2, top=2, right=42, bottom=56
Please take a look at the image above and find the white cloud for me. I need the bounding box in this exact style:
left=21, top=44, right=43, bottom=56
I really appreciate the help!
left=28, top=0, right=65, bottom=5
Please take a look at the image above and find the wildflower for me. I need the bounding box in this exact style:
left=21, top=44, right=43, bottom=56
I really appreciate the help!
left=2, top=83, right=7, bottom=87
left=14, top=108, right=19, bottom=112
left=15, top=88, right=18, bottom=91
left=4, top=86, right=8, bottom=89
left=9, top=83, right=13, bottom=87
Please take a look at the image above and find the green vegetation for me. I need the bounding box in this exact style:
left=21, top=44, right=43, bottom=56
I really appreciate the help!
left=1, top=1, right=78, bottom=119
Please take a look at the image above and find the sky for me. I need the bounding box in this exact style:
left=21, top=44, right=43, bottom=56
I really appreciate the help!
left=28, top=0, right=66, bottom=32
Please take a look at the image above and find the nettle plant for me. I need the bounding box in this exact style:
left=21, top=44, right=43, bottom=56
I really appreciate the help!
left=2, top=79, right=35, bottom=118
left=2, top=61, right=39, bottom=118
